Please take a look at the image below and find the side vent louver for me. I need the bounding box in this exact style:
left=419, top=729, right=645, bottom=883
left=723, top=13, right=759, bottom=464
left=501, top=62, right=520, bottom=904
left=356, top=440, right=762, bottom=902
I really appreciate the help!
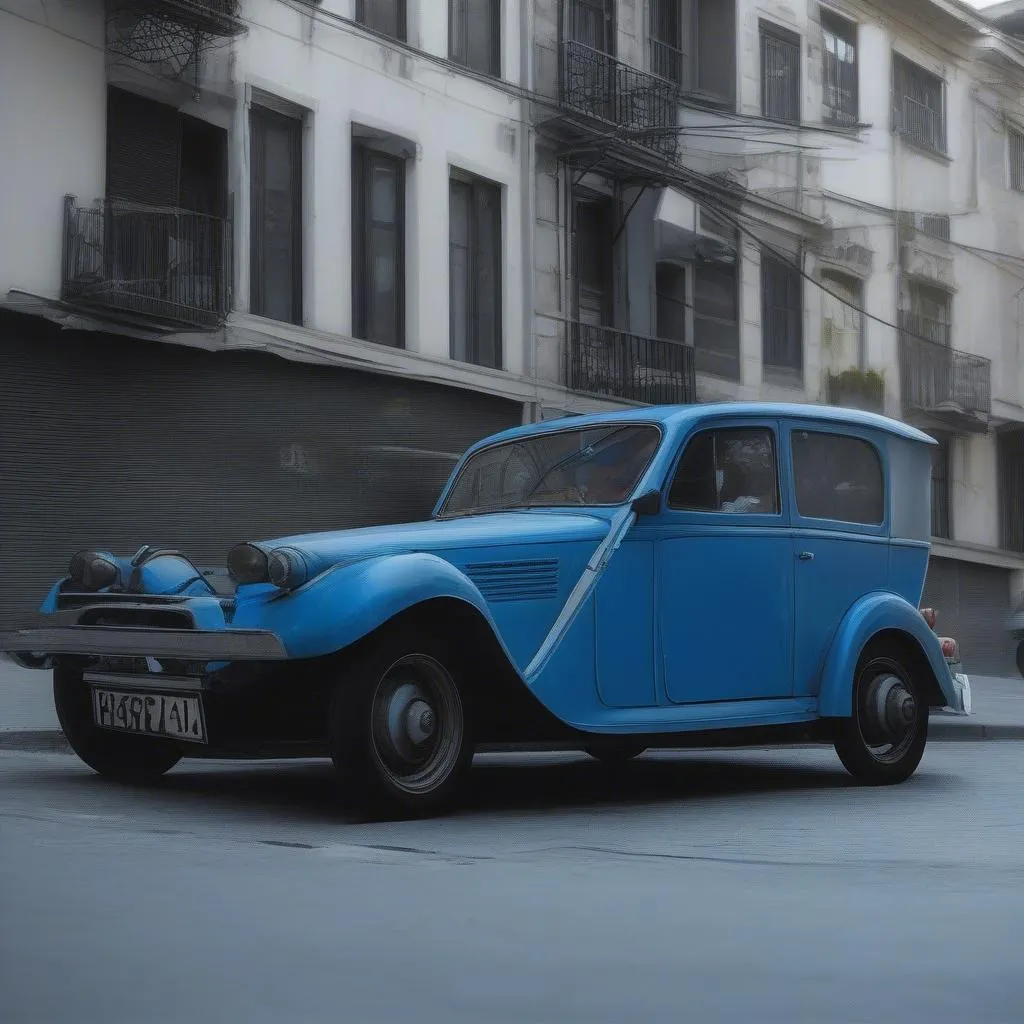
left=465, top=559, right=559, bottom=602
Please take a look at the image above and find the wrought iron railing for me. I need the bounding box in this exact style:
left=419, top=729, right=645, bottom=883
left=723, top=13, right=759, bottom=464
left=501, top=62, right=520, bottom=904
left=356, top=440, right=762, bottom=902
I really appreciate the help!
left=898, top=313, right=991, bottom=418
left=107, top=0, right=245, bottom=37
left=566, top=322, right=696, bottom=404
left=893, top=95, right=946, bottom=155
left=62, top=196, right=232, bottom=328
left=559, top=40, right=680, bottom=159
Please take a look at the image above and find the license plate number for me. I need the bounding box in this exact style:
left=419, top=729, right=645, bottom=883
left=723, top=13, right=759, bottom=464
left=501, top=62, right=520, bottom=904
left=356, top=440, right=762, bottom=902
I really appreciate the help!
left=92, top=689, right=207, bottom=744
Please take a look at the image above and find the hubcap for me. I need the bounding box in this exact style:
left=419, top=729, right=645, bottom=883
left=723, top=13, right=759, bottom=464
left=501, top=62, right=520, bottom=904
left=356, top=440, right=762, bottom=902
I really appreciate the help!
left=369, top=655, right=463, bottom=795
left=860, top=669, right=918, bottom=759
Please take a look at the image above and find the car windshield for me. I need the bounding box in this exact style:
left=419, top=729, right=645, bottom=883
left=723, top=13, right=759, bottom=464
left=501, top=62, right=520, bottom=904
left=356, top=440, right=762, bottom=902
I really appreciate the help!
left=439, top=423, right=662, bottom=517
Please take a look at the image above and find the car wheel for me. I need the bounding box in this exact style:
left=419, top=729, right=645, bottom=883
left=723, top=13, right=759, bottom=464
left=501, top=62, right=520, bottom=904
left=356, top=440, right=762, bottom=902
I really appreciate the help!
left=53, top=665, right=182, bottom=783
left=832, top=648, right=928, bottom=785
left=1017, top=640, right=1024, bottom=679
left=584, top=740, right=647, bottom=764
left=329, top=625, right=474, bottom=820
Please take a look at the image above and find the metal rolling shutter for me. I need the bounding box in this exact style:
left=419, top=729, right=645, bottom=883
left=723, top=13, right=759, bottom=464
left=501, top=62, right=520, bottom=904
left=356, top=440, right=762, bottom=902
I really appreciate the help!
left=922, top=556, right=1015, bottom=676
left=0, top=321, right=522, bottom=620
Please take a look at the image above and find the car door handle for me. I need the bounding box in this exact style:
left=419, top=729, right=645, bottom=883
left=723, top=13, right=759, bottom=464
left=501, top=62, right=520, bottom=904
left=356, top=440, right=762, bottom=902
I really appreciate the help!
left=797, top=551, right=815, bottom=561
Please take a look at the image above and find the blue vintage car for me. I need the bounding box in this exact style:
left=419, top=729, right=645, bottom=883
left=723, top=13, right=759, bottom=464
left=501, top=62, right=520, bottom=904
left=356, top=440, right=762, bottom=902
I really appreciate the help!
left=0, top=403, right=971, bottom=818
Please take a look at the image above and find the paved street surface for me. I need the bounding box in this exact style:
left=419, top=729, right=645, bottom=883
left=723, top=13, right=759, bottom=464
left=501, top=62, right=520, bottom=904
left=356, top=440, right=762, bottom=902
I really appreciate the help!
left=2, top=743, right=1023, bottom=1023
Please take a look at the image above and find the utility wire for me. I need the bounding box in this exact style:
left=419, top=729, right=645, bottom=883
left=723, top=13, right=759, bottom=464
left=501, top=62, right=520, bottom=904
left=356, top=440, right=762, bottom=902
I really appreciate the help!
left=655, top=166, right=994, bottom=352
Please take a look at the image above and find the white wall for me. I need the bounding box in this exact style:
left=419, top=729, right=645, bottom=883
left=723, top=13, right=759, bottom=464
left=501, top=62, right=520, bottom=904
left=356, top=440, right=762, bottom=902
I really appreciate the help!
left=0, top=2, right=107, bottom=300
left=233, top=1, right=528, bottom=372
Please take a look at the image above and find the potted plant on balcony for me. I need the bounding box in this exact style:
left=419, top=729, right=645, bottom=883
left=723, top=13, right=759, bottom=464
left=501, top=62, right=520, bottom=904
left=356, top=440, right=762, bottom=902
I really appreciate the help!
left=826, top=366, right=886, bottom=413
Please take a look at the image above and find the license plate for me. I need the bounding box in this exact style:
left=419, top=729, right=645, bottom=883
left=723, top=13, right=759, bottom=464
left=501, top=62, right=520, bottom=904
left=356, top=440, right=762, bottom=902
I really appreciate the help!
left=92, top=688, right=207, bottom=744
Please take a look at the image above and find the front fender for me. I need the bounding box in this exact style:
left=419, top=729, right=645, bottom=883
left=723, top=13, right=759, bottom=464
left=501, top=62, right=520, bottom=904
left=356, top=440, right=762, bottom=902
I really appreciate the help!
left=233, top=552, right=516, bottom=663
left=818, top=591, right=957, bottom=717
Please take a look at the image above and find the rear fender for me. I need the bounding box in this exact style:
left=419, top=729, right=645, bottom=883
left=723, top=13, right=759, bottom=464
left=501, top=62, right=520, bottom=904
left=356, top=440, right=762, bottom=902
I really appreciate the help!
left=231, top=552, right=519, bottom=664
left=818, top=591, right=956, bottom=717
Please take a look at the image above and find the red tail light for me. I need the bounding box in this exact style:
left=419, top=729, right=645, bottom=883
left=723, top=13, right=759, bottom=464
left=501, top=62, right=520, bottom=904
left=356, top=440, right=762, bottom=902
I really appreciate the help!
left=920, top=607, right=937, bottom=630
left=940, top=637, right=959, bottom=660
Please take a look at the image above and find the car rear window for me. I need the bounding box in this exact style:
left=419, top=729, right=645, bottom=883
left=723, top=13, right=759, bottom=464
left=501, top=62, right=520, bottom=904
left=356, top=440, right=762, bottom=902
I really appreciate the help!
left=791, top=430, right=884, bottom=525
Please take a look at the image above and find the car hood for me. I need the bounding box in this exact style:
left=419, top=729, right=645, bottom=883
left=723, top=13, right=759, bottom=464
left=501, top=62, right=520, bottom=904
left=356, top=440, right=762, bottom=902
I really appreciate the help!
left=258, top=510, right=613, bottom=572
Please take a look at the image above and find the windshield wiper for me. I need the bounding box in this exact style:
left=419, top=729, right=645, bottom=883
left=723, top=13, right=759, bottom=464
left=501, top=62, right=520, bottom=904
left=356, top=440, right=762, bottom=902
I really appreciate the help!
left=521, top=426, right=633, bottom=504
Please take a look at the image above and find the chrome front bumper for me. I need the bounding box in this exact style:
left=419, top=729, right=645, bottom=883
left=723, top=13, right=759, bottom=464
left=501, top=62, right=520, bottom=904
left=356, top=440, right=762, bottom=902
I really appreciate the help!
left=0, top=625, right=288, bottom=665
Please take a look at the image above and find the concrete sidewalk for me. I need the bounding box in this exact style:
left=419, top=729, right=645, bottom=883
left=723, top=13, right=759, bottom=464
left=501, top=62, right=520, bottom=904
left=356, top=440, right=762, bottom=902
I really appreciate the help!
left=2, top=659, right=1022, bottom=753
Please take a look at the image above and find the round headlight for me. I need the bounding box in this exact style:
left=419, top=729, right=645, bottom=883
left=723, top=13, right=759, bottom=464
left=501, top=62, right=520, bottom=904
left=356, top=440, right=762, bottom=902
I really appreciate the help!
left=267, top=547, right=311, bottom=591
left=68, top=550, right=120, bottom=591
left=226, top=543, right=270, bottom=585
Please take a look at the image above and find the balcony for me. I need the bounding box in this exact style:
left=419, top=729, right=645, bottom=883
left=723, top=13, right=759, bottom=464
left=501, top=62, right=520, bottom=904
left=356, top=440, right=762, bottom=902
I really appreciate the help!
left=556, top=40, right=680, bottom=163
left=566, top=322, right=696, bottom=405
left=61, top=196, right=231, bottom=329
left=898, top=314, right=991, bottom=432
left=106, top=0, right=246, bottom=39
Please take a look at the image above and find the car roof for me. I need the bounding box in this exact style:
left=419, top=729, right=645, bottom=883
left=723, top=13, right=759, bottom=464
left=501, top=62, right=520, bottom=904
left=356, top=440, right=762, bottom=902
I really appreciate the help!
left=471, top=403, right=937, bottom=450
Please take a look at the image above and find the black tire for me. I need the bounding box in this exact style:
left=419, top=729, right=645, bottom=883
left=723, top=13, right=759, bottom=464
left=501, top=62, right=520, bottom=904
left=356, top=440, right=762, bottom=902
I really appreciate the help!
left=53, top=665, right=182, bottom=783
left=584, top=740, right=647, bottom=764
left=833, top=646, right=928, bottom=786
left=329, top=623, right=474, bottom=820
left=1016, top=640, right=1024, bottom=680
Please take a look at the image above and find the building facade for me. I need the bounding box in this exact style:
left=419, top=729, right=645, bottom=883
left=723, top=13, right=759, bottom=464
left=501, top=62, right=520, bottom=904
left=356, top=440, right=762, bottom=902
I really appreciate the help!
left=0, top=0, right=554, bottom=620
left=0, top=0, right=1021, bottom=670
left=529, top=0, right=1024, bottom=672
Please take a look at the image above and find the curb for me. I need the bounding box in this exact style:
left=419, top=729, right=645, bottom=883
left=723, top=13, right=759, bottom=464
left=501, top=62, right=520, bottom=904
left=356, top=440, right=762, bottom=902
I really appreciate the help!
left=0, top=730, right=71, bottom=754
left=3, top=724, right=1024, bottom=755
left=928, top=721, right=1024, bottom=742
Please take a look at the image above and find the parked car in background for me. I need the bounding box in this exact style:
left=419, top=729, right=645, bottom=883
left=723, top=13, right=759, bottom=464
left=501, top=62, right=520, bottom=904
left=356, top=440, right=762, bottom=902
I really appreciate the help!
left=0, top=403, right=971, bottom=819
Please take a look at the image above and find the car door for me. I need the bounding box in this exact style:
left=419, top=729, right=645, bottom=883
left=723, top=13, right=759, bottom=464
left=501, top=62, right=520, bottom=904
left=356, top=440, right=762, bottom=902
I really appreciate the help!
left=656, top=420, right=794, bottom=704
left=785, top=422, right=889, bottom=699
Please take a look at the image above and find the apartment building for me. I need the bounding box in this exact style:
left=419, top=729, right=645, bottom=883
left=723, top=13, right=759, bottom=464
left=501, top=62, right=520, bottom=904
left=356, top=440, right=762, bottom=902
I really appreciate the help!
left=0, top=0, right=565, bottom=619
left=529, top=0, right=1024, bottom=672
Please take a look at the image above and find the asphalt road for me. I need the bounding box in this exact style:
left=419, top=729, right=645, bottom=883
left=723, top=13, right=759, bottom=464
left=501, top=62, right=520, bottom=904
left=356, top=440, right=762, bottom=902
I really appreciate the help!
left=2, top=743, right=1022, bottom=1024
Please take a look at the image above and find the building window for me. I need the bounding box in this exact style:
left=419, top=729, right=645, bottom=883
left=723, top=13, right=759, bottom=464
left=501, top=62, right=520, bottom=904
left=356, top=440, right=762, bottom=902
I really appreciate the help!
left=998, top=429, right=1024, bottom=553
left=761, top=251, right=803, bottom=380
left=449, top=0, right=500, bottom=77
left=821, top=270, right=864, bottom=368
left=694, top=260, right=740, bottom=381
left=574, top=195, right=614, bottom=327
left=655, top=262, right=686, bottom=343
left=791, top=430, right=884, bottom=525
left=669, top=427, right=780, bottom=515
left=905, top=280, right=951, bottom=345
left=450, top=172, right=502, bottom=368
left=892, top=54, right=946, bottom=156
left=249, top=104, right=303, bottom=325
left=352, top=143, right=405, bottom=348
left=821, top=9, right=858, bottom=124
left=650, top=0, right=695, bottom=87
left=1010, top=126, right=1024, bottom=193
left=355, top=0, right=406, bottom=40
left=931, top=433, right=952, bottom=540
left=568, top=0, right=614, bottom=53
left=760, top=21, right=801, bottom=124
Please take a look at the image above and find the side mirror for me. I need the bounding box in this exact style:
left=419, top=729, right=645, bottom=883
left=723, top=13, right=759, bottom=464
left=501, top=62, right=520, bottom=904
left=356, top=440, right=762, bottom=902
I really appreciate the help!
left=631, top=490, right=661, bottom=516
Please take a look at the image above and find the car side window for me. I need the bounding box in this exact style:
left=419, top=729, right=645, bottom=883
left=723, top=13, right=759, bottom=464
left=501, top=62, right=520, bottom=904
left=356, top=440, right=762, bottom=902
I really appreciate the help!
left=668, top=427, right=780, bottom=514
left=791, top=430, right=884, bottom=525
